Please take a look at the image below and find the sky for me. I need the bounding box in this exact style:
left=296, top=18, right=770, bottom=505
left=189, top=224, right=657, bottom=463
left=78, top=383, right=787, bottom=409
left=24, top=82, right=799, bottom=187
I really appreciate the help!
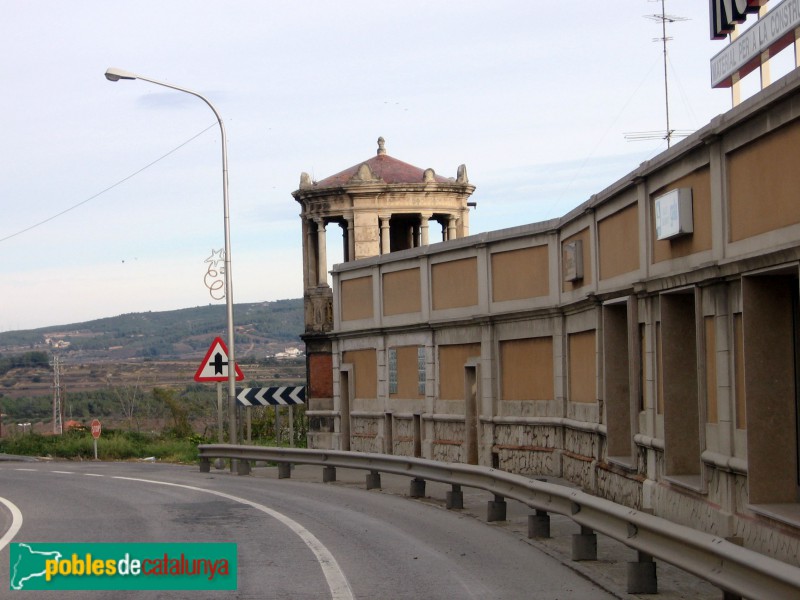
left=1, top=1, right=792, bottom=332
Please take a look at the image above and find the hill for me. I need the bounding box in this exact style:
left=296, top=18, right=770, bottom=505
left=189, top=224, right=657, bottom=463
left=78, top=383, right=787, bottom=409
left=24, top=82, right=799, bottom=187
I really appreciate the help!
left=0, top=299, right=304, bottom=363
left=0, top=300, right=307, bottom=431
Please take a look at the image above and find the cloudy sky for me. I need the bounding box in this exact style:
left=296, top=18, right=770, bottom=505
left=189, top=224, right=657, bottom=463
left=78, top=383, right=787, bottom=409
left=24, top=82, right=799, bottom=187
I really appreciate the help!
left=1, top=1, right=789, bottom=331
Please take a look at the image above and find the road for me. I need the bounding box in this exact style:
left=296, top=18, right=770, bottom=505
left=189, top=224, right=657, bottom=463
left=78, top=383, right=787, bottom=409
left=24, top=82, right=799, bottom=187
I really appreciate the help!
left=0, top=460, right=615, bottom=599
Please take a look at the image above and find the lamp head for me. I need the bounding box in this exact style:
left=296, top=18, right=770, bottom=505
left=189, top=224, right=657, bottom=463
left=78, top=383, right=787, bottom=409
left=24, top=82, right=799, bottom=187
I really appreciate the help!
left=105, top=67, right=137, bottom=82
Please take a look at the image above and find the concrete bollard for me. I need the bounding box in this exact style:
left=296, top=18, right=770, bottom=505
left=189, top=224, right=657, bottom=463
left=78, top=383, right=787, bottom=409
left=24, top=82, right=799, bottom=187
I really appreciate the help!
left=277, top=462, right=291, bottom=479
left=410, top=477, right=426, bottom=498
left=236, top=460, right=251, bottom=476
left=572, top=526, right=597, bottom=561
left=323, top=466, right=336, bottom=483
left=487, top=494, right=507, bottom=522
left=366, top=471, right=382, bottom=490
left=528, top=510, right=551, bottom=538
left=199, top=457, right=211, bottom=473
left=627, top=552, right=657, bottom=594
left=446, top=484, right=464, bottom=509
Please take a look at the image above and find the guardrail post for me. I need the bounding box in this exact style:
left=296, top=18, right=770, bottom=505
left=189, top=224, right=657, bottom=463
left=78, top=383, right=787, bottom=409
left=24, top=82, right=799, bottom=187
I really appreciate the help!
left=410, top=477, right=426, bottom=498
left=627, top=551, right=657, bottom=594
left=446, top=484, right=464, bottom=509
left=236, top=459, right=251, bottom=476
left=323, top=466, right=336, bottom=482
left=487, top=494, right=507, bottom=522
left=528, top=510, right=550, bottom=538
left=366, top=470, right=382, bottom=490
left=721, top=537, right=744, bottom=600
left=277, top=462, right=291, bottom=479
left=572, top=526, right=597, bottom=561
left=199, top=457, right=211, bottom=473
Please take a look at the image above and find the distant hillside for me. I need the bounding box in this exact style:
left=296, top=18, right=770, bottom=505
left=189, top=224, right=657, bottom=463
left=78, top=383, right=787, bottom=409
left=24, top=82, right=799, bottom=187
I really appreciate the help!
left=0, top=299, right=304, bottom=362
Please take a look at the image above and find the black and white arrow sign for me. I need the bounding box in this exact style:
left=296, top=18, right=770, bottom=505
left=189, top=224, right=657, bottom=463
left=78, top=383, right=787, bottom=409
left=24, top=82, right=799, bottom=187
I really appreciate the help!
left=236, top=386, right=306, bottom=407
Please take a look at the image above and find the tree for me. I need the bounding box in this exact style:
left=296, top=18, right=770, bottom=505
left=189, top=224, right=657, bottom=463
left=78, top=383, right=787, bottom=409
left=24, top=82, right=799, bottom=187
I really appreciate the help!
left=155, top=388, right=191, bottom=438
left=108, top=375, right=141, bottom=432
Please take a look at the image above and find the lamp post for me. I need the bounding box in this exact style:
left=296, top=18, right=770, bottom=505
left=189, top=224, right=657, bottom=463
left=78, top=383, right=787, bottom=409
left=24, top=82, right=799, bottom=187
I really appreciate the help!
left=104, top=67, right=238, bottom=446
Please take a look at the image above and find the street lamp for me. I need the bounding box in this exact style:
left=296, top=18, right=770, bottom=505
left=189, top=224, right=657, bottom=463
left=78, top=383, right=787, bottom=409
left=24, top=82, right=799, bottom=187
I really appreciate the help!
left=104, top=67, right=238, bottom=446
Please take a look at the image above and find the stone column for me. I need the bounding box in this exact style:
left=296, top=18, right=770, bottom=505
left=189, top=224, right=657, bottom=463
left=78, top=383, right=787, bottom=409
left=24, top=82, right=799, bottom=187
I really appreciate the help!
left=380, top=216, right=391, bottom=254
left=315, top=218, right=327, bottom=286
left=304, top=217, right=316, bottom=289
left=420, top=213, right=431, bottom=246
left=447, top=215, right=457, bottom=241
left=346, top=215, right=355, bottom=262
left=339, top=222, right=348, bottom=262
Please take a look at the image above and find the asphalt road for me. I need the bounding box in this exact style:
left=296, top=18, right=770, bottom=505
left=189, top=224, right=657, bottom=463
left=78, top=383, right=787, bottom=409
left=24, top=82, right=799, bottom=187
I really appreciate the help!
left=0, top=460, right=615, bottom=599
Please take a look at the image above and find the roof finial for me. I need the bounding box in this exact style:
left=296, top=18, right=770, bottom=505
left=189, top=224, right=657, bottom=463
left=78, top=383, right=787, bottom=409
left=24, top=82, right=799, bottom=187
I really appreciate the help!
left=377, top=136, right=386, bottom=155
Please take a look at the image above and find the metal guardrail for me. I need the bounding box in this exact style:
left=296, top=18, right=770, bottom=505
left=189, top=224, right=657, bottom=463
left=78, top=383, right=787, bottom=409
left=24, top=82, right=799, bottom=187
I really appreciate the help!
left=198, top=445, right=800, bottom=600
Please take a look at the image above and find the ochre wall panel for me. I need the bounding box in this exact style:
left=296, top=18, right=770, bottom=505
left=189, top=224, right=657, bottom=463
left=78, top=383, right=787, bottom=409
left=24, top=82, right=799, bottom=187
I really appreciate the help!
left=742, top=276, right=797, bottom=503
left=652, top=167, right=712, bottom=262
left=341, top=276, right=373, bottom=321
left=598, top=203, right=639, bottom=279
left=342, top=349, right=377, bottom=399
left=491, top=246, right=549, bottom=302
left=432, top=258, right=478, bottom=310
left=438, top=343, right=481, bottom=400
left=568, top=330, right=596, bottom=403
left=382, top=268, right=421, bottom=316
left=729, top=120, right=800, bottom=241
left=500, top=337, right=554, bottom=401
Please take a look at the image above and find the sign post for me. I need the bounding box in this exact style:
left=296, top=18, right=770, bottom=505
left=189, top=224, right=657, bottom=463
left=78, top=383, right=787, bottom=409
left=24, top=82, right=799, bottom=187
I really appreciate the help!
left=194, top=337, right=245, bottom=442
left=235, top=386, right=306, bottom=446
left=194, top=338, right=244, bottom=470
left=216, top=382, right=224, bottom=444
left=91, top=419, right=101, bottom=460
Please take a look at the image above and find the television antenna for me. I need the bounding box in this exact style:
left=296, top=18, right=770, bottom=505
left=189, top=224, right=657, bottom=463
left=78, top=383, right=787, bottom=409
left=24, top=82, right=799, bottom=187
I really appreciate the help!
left=625, top=0, right=691, bottom=147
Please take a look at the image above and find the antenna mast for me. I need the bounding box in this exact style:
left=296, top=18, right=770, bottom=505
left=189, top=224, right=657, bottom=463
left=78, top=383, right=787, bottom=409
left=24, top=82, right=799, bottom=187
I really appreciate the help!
left=52, top=355, right=63, bottom=435
left=626, top=0, right=690, bottom=147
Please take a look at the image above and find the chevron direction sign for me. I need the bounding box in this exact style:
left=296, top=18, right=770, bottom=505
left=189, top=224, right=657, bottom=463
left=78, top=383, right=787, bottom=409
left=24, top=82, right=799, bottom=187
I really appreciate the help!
left=236, top=386, right=306, bottom=407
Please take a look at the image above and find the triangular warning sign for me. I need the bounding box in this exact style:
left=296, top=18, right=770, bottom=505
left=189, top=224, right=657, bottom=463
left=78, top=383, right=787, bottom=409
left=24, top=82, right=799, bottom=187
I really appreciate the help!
left=194, top=336, right=245, bottom=382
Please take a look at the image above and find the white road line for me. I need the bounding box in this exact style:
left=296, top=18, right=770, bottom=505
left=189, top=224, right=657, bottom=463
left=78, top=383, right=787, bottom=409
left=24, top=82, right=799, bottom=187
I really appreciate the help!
left=84, top=473, right=104, bottom=477
left=113, top=475, right=354, bottom=600
left=0, top=496, right=23, bottom=552
left=51, top=471, right=75, bottom=475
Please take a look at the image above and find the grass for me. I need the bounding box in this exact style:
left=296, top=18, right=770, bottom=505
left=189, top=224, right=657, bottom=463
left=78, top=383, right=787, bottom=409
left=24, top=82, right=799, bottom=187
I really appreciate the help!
left=0, top=429, right=202, bottom=463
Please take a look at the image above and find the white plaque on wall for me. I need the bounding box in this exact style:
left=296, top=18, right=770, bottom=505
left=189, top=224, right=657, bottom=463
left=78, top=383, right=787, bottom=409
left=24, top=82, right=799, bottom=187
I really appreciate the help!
left=654, top=188, right=693, bottom=241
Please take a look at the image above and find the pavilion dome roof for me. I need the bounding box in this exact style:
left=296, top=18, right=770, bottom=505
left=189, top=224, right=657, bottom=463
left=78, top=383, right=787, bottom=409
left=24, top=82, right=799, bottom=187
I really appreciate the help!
left=308, top=137, right=455, bottom=189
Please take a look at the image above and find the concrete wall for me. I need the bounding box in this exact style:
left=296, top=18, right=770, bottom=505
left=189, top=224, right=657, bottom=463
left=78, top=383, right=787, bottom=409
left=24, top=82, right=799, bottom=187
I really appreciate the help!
left=312, top=67, right=800, bottom=566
